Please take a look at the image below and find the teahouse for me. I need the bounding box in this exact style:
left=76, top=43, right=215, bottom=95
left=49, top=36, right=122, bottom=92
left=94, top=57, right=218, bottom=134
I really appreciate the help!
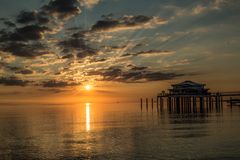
left=141, top=80, right=240, bottom=113
left=169, top=80, right=209, bottom=95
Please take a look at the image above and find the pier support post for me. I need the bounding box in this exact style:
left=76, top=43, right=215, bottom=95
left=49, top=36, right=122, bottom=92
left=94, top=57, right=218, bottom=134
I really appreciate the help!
left=160, top=97, right=163, bottom=109
left=146, top=98, right=148, bottom=112
left=215, top=94, right=221, bottom=112
left=151, top=98, right=154, bottom=110
left=209, top=96, right=212, bottom=110
left=200, top=97, right=204, bottom=112
left=168, top=97, right=172, bottom=113
left=176, top=97, right=180, bottom=113
left=206, top=96, right=209, bottom=112
left=230, top=97, right=233, bottom=108
left=221, top=96, right=223, bottom=109
left=180, top=97, right=183, bottom=113
left=193, top=97, right=196, bottom=113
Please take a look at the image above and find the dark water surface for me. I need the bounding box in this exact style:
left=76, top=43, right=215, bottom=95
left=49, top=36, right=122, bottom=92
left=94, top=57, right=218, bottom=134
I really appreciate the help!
left=0, top=103, right=240, bottom=160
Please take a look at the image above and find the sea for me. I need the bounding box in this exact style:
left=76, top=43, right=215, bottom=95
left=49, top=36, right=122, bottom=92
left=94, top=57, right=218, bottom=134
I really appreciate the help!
left=0, top=102, right=240, bottom=160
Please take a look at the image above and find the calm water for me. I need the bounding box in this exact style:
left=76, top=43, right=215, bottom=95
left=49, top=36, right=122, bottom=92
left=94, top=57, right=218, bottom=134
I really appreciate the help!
left=0, top=102, right=240, bottom=160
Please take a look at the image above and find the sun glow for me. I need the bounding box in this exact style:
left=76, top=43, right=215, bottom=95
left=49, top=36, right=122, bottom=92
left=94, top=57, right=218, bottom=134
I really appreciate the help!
left=86, top=103, right=90, bottom=131
left=85, top=85, right=92, bottom=91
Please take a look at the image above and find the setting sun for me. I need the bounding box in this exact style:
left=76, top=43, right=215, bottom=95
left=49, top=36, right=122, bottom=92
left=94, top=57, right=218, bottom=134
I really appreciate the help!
left=85, top=85, right=92, bottom=91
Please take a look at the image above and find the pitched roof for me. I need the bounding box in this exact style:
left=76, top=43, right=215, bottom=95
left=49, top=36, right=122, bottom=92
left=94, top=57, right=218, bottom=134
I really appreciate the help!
left=172, top=80, right=205, bottom=87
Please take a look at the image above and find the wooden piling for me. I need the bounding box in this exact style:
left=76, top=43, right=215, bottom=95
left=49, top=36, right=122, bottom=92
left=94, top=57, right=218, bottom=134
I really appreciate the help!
left=146, top=98, right=148, bottom=111
left=151, top=98, right=154, bottom=110
left=200, top=97, right=204, bottom=112
left=230, top=97, right=233, bottom=108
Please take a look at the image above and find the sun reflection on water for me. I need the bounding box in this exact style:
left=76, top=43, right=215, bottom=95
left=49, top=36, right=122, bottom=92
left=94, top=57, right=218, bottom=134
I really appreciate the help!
left=86, top=103, right=90, bottom=131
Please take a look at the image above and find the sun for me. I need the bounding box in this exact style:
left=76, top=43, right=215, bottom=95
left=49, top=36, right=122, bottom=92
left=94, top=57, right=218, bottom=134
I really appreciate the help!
left=85, top=85, right=92, bottom=91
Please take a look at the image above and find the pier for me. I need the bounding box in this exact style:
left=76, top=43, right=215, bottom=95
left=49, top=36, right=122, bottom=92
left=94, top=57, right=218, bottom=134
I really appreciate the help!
left=140, top=81, right=240, bottom=113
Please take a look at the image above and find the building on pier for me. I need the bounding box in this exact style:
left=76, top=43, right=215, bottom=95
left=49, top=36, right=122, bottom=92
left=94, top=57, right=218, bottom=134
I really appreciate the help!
left=168, top=80, right=209, bottom=95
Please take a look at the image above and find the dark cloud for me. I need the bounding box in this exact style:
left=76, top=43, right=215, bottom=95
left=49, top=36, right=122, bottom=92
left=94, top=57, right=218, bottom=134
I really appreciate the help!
left=0, top=18, right=16, bottom=28
left=0, top=18, right=6, bottom=21
left=0, top=77, right=29, bottom=86
left=0, top=25, right=49, bottom=42
left=92, top=19, right=118, bottom=31
left=42, top=0, right=80, bottom=19
left=61, top=54, right=74, bottom=59
left=16, top=69, right=34, bottom=75
left=101, top=13, right=114, bottom=19
left=120, top=50, right=172, bottom=58
left=6, top=66, right=20, bottom=71
left=89, top=58, right=106, bottom=63
left=136, top=50, right=172, bottom=56
left=17, top=11, right=38, bottom=24
left=16, top=10, right=50, bottom=24
left=0, top=0, right=86, bottom=61
left=88, top=67, right=184, bottom=83
left=58, top=32, right=97, bottom=59
left=120, top=53, right=133, bottom=57
left=42, top=80, right=80, bottom=88
left=1, top=42, right=50, bottom=57
left=3, top=20, right=16, bottom=28
left=77, top=48, right=96, bottom=59
left=16, top=0, right=82, bottom=25
left=6, top=66, right=33, bottom=74
left=91, top=15, right=167, bottom=32
left=130, top=66, right=148, bottom=71
left=59, top=34, right=85, bottom=49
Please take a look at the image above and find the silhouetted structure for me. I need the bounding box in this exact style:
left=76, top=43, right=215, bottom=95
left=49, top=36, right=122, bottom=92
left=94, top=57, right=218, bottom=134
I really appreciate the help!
left=169, top=81, right=209, bottom=95
left=156, top=80, right=222, bottom=113
left=141, top=80, right=240, bottom=113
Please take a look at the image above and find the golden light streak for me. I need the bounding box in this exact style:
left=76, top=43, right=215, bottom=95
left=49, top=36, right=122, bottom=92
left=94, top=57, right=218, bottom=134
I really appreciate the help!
left=86, top=103, right=90, bottom=131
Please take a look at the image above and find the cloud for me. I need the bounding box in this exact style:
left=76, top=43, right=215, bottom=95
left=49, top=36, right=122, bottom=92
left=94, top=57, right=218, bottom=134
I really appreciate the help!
left=89, top=57, right=106, bottom=63
left=15, top=69, right=34, bottom=75
left=61, top=54, right=74, bottom=59
left=130, top=66, right=148, bottom=71
left=41, top=80, right=80, bottom=88
left=42, top=0, right=81, bottom=19
left=120, top=53, right=132, bottom=57
left=88, top=67, right=184, bottom=83
left=192, top=0, right=227, bottom=15
left=0, top=0, right=84, bottom=60
left=77, top=48, right=96, bottom=58
left=0, top=77, right=29, bottom=86
left=0, top=18, right=15, bottom=27
left=0, top=0, right=189, bottom=87
left=17, top=10, right=37, bottom=23
left=0, top=52, right=16, bottom=63
left=6, top=66, right=34, bottom=74
left=58, top=31, right=98, bottom=59
left=0, top=25, right=49, bottom=42
left=3, top=20, right=16, bottom=28
left=120, top=50, right=174, bottom=58
left=16, top=10, right=49, bottom=24
left=91, top=15, right=167, bottom=32
left=80, top=0, right=100, bottom=8
left=1, top=42, right=50, bottom=57
left=136, top=50, right=174, bottom=57
left=192, top=5, right=206, bottom=15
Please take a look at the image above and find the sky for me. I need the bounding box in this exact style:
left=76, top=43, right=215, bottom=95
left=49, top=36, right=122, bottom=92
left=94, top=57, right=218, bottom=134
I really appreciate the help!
left=0, top=0, right=239, bottom=104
